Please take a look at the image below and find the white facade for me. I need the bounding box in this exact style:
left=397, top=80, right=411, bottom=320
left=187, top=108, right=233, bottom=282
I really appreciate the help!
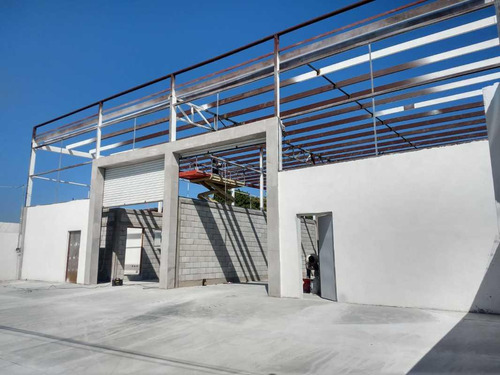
left=278, top=140, right=499, bottom=312
left=17, top=84, right=500, bottom=313
left=22, top=200, right=89, bottom=284
left=0, top=222, right=20, bottom=281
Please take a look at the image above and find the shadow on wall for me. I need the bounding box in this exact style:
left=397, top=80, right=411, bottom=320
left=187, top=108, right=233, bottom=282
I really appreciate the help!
left=126, top=210, right=161, bottom=282
left=192, top=202, right=266, bottom=283
left=194, top=203, right=241, bottom=283
left=408, top=240, right=500, bottom=373
left=98, top=210, right=115, bottom=283
left=98, top=208, right=161, bottom=283
left=470, top=240, right=500, bottom=314
left=220, top=206, right=262, bottom=280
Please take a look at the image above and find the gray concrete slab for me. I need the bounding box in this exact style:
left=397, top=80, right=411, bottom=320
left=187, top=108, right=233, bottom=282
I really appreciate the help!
left=0, top=280, right=499, bottom=374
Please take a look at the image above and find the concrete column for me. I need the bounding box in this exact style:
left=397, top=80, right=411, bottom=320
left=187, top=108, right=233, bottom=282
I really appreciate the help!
left=483, top=82, right=500, bottom=234
left=159, top=151, right=180, bottom=289
left=266, top=118, right=282, bottom=297
left=259, top=147, right=264, bottom=210
left=83, top=163, right=105, bottom=284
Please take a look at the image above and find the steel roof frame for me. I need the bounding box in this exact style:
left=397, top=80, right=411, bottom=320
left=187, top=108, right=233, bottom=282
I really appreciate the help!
left=24, top=0, right=499, bottom=206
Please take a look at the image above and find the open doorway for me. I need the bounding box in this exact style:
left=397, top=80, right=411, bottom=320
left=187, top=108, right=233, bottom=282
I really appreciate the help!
left=97, top=203, right=163, bottom=285
left=298, top=213, right=337, bottom=301
left=174, top=144, right=268, bottom=287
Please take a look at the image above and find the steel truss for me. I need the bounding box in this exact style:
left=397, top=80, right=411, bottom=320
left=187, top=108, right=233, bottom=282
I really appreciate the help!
left=25, top=0, right=500, bottom=205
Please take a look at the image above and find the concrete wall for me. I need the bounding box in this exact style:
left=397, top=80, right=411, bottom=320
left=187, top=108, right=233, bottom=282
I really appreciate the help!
left=83, top=117, right=278, bottom=290
left=98, top=198, right=316, bottom=286
left=484, top=83, right=500, bottom=233
left=278, top=141, right=499, bottom=312
left=473, top=83, right=500, bottom=314
left=22, top=200, right=89, bottom=284
left=178, top=198, right=314, bottom=286
left=178, top=198, right=268, bottom=286
left=0, top=222, right=20, bottom=281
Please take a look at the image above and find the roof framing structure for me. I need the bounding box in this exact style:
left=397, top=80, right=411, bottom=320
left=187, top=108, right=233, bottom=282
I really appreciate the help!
left=25, top=0, right=500, bottom=205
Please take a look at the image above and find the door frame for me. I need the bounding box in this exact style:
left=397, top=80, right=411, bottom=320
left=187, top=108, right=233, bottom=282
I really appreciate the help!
left=296, top=212, right=337, bottom=301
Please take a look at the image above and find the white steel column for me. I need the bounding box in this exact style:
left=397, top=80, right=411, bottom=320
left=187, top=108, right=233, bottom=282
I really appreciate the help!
left=169, top=75, right=177, bottom=142
left=25, top=145, right=36, bottom=207
left=259, top=147, right=264, bottom=210
left=19, top=136, right=36, bottom=280
left=273, top=35, right=280, bottom=117
left=368, top=43, right=378, bottom=156
left=95, top=102, right=103, bottom=158
left=495, top=0, right=500, bottom=40
left=274, top=34, right=283, bottom=171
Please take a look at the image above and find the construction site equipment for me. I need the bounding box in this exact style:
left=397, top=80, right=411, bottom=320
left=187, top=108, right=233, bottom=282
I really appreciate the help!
left=179, top=170, right=245, bottom=203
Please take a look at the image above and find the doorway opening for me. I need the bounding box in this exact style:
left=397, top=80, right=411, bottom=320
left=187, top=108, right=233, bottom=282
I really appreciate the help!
left=97, top=203, right=163, bottom=285
left=298, top=213, right=337, bottom=301
left=175, top=144, right=268, bottom=287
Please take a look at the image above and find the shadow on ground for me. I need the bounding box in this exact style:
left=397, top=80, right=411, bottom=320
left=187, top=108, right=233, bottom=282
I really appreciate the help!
left=408, top=313, right=500, bottom=373
left=409, top=240, right=500, bottom=373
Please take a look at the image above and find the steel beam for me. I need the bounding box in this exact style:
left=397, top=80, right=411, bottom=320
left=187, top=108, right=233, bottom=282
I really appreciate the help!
left=95, top=103, right=103, bottom=158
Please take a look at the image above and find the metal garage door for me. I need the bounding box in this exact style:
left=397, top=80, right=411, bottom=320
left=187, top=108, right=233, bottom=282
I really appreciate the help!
left=103, top=158, right=164, bottom=207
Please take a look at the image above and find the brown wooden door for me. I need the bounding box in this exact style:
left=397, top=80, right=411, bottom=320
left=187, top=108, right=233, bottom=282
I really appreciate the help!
left=66, top=231, right=81, bottom=283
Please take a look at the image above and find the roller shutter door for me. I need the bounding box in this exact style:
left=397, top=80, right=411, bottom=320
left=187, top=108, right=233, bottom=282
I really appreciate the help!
left=103, top=158, right=164, bottom=207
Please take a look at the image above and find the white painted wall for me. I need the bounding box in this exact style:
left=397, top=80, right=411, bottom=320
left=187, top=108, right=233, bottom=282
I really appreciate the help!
left=278, top=141, right=499, bottom=312
left=475, top=83, right=500, bottom=314
left=0, top=222, right=20, bottom=281
left=484, top=83, right=500, bottom=233
left=22, top=200, right=90, bottom=284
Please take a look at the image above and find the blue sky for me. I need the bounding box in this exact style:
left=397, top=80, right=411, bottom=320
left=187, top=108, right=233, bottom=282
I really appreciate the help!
left=1, top=0, right=496, bottom=222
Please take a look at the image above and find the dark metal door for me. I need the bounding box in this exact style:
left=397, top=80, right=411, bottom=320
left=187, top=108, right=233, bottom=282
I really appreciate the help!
left=318, top=214, right=337, bottom=301
left=66, top=231, right=81, bottom=283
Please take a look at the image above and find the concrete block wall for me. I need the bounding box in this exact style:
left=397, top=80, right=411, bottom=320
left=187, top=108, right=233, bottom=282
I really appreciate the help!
left=299, top=217, right=318, bottom=278
left=178, top=198, right=268, bottom=286
left=98, top=199, right=316, bottom=286
left=177, top=198, right=316, bottom=286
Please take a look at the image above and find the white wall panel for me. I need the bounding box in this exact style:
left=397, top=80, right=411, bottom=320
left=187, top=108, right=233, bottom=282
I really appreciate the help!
left=279, top=141, right=498, bottom=312
left=22, top=200, right=89, bottom=284
left=0, top=222, right=20, bottom=280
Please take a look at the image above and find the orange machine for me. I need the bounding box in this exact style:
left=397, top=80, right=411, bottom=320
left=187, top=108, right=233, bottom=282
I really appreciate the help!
left=179, top=169, right=245, bottom=202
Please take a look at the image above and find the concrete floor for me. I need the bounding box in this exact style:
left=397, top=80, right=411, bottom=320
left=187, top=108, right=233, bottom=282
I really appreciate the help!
left=0, top=281, right=499, bottom=375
